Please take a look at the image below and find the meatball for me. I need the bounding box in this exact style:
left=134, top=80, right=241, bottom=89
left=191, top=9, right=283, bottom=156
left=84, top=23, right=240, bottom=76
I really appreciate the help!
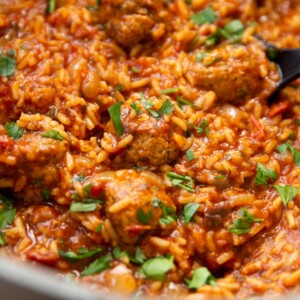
left=105, top=96, right=184, bottom=166
left=189, top=45, right=279, bottom=103
left=105, top=169, right=176, bottom=244
left=100, top=0, right=163, bottom=48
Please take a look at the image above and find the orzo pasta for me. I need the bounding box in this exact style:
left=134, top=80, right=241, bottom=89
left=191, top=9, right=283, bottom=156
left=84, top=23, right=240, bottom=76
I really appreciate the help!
left=0, top=0, right=300, bottom=298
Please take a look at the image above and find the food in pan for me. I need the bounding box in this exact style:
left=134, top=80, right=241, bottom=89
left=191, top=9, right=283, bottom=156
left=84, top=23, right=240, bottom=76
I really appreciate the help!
left=0, top=0, right=300, bottom=298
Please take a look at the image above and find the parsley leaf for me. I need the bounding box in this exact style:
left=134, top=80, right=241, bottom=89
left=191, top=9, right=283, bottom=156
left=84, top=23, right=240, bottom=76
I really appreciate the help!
left=42, top=129, right=64, bottom=140
left=228, top=208, right=262, bottom=234
left=186, top=149, right=195, bottom=161
left=157, top=99, right=174, bottom=117
left=140, top=256, right=174, bottom=281
left=41, top=188, right=51, bottom=200
left=47, top=0, right=56, bottom=13
left=167, top=171, right=195, bottom=192
left=73, top=174, right=85, bottom=183
left=115, top=84, right=124, bottom=92
left=161, top=88, right=179, bottom=95
left=112, top=246, right=129, bottom=260
left=59, top=248, right=102, bottom=262
left=137, top=208, right=152, bottom=225
left=70, top=199, right=101, bottom=212
left=0, top=50, right=16, bottom=77
left=254, top=163, right=278, bottom=185
left=130, top=247, right=147, bottom=264
left=131, top=66, right=140, bottom=73
left=277, top=143, right=300, bottom=166
left=130, top=103, right=142, bottom=115
left=5, top=122, right=24, bottom=140
left=176, top=96, right=193, bottom=107
left=81, top=253, right=111, bottom=276
left=274, top=185, right=298, bottom=206
left=187, top=267, right=216, bottom=289
left=183, top=203, right=200, bottom=224
left=108, top=102, right=123, bottom=137
left=191, top=7, right=217, bottom=26
left=153, top=198, right=177, bottom=225
left=194, top=119, right=210, bottom=135
left=0, top=194, right=16, bottom=246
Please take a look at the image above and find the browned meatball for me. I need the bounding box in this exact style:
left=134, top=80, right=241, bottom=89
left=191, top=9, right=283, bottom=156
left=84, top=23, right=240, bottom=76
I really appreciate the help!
left=188, top=45, right=279, bottom=103
left=105, top=96, right=184, bottom=166
left=100, top=0, right=163, bottom=48
left=105, top=169, right=176, bottom=244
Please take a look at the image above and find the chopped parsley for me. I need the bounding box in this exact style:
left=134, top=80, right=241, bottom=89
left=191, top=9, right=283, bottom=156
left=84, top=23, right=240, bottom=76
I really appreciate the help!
left=187, top=267, right=216, bottom=289
left=176, top=96, right=193, bottom=107
left=5, top=122, right=24, bottom=140
left=114, top=84, right=124, bottom=92
left=161, top=87, right=179, bottom=95
left=157, top=99, right=174, bottom=117
left=108, top=102, right=123, bottom=137
left=186, top=149, right=195, bottom=161
left=41, top=188, right=51, bottom=200
left=254, top=163, right=278, bottom=185
left=137, top=208, right=152, bottom=225
left=167, top=172, right=195, bottom=192
left=194, top=119, right=210, bottom=135
left=220, top=20, right=245, bottom=39
left=130, top=247, right=147, bottom=264
left=0, top=194, right=16, bottom=246
left=47, top=0, right=56, bottom=13
left=112, top=246, right=129, bottom=260
left=0, top=50, right=16, bottom=77
left=196, top=53, right=206, bottom=62
left=191, top=7, right=217, bottom=26
left=277, top=143, right=300, bottom=166
left=83, top=183, right=93, bottom=196
left=59, top=248, right=102, bottom=262
left=73, top=174, right=85, bottom=183
left=95, top=223, right=103, bottom=232
left=228, top=208, right=262, bottom=235
left=274, top=185, right=298, bottom=206
left=131, top=66, right=140, bottom=73
left=140, top=255, right=174, bottom=281
left=130, top=103, right=142, bottom=115
left=81, top=253, right=111, bottom=276
left=42, top=129, right=64, bottom=140
left=183, top=203, right=200, bottom=224
left=70, top=201, right=99, bottom=212
left=215, top=174, right=226, bottom=179
left=153, top=198, right=177, bottom=225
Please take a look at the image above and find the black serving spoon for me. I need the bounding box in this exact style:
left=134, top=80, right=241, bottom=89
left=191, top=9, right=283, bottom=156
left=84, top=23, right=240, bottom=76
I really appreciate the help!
left=255, top=34, right=300, bottom=103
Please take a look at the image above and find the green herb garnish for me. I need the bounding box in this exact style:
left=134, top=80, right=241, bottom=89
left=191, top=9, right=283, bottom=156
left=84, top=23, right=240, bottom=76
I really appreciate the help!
left=167, top=172, right=195, bottom=192
left=130, top=103, right=142, bottom=114
left=187, top=267, right=216, bottom=289
left=161, top=88, right=179, bottom=95
left=277, top=143, right=300, bottom=166
left=140, top=256, right=174, bottom=281
left=108, top=102, right=123, bottom=137
left=81, top=253, right=111, bottom=276
left=274, top=185, right=298, bottom=206
left=183, top=203, right=200, bottom=224
left=5, top=122, right=24, bottom=140
left=59, top=248, right=102, bottom=262
left=42, top=129, right=64, bottom=140
left=157, top=99, right=174, bottom=117
left=191, top=7, right=217, bottom=26
left=194, top=119, right=210, bottom=135
left=186, top=149, right=195, bottom=161
left=228, top=208, right=262, bottom=234
left=137, top=208, right=152, bottom=225
left=0, top=50, right=16, bottom=77
left=254, top=163, right=278, bottom=185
